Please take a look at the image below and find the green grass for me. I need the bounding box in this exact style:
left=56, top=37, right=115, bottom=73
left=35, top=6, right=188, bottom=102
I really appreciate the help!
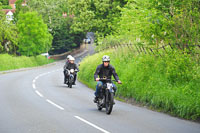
left=78, top=46, right=200, bottom=120
left=0, top=54, right=54, bottom=71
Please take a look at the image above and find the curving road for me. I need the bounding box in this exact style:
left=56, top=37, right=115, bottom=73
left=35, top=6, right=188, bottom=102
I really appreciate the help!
left=0, top=45, right=200, bottom=133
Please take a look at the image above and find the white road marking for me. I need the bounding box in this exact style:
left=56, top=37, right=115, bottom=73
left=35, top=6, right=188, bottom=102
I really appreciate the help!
left=35, top=90, right=44, bottom=97
left=32, top=70, right=66, bottom=111
left=32, top=84, right=36, bottom=89
left=74, top=116, right=110, bottom=133
left=46, top=99, right=65, bottom=110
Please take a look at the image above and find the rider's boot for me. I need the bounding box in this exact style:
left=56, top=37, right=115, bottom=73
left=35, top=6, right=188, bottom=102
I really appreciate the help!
left=64, top=78, right=66, bottom=84
left=73, top=77, right=76, bottom=85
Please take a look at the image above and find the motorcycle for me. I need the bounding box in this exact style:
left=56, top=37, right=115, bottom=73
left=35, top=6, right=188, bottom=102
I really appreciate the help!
left=65, top=69, right=78, bottom=88
left=96, top=78, right=120, bottom=115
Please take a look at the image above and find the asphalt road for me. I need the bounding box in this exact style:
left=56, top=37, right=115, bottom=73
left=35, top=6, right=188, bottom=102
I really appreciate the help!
left=0, top=45, right=200, bottom=133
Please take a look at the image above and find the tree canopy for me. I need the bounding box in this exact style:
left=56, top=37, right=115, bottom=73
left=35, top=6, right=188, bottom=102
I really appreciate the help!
left=17, top=11, right=52, bottom=56
left=104, top=0, right=200, bottom=49
left=1, top=0, right=199, bottom=55
left=0, top=4, right=18, bottom=54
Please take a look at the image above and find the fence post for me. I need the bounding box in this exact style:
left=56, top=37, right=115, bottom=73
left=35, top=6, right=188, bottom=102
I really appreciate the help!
left=169, top=43, right=174, bottom=50
left=156, top=48, right=162, bottom=57
left=150, top=48, right=155, bottom=55
left=142, top=46, right=147, bottom=54
left=139, top=46, right=143, bottom=53
left=135, top=45, right=141, bottom=54
left=162, top=45, right=167, bottom=54
left=146, top=47, right=152, bottom=55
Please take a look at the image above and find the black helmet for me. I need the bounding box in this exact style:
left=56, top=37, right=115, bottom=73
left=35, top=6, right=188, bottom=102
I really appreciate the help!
left=102, top=55, right=110, bottom=62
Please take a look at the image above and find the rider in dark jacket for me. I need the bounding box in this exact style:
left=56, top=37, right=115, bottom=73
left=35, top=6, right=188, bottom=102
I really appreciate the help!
left=63, top=55, right=72, bottom=84
left=94, top=55, right=121, bottom=103
left=64, top=56, right=79, bottom=85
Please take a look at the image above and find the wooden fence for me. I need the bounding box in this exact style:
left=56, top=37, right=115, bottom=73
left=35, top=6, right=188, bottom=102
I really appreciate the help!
left=100, top=43, right=200, bottom=56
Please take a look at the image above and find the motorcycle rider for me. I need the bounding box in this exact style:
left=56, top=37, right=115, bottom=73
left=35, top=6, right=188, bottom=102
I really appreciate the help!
left=63, top=55, right=73, bottom=84
left=94, top=55, right=121, bottom=103
left=66, top=55, right=72, bottom=65
left=64, top=56, right=79, bottom=85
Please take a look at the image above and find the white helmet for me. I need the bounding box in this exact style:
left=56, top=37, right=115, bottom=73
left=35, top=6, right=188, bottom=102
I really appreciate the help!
left=69, top=56, right=75, bottom=61
left=67, top=55, right=72, bottom=60
left=102, top=55, right=110, bottom=62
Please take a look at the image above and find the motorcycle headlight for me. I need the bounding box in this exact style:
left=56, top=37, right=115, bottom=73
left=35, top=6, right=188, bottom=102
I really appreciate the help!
left=70, top=69, right=75, bottom=73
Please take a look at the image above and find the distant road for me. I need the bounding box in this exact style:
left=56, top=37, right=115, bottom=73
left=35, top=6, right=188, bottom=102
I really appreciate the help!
left=0, top=44, right=200, bottom=133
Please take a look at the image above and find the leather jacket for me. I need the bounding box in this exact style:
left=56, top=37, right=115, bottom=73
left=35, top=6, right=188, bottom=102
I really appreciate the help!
left=94, top=64, right=119, bottom=81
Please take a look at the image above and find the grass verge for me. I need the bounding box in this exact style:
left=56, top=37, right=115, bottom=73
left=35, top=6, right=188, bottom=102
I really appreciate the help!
left=0, top=54, right=54, bottom=71
left=78, top=47, right=200, bottom=120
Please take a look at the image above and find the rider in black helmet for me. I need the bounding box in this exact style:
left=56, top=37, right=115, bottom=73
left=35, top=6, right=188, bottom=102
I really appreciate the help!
left=94, top=55, right=121, bottom=103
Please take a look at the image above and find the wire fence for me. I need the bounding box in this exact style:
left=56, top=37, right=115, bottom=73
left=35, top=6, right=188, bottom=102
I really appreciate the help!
left=99, top=43, right=200, bottom=55
left=97, top=43, right=200, bottom=63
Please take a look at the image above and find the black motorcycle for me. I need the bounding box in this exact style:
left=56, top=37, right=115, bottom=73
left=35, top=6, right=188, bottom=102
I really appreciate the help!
left=65, top=69, right=78, bottom=88
left=96, top=78, right=120, bottom=115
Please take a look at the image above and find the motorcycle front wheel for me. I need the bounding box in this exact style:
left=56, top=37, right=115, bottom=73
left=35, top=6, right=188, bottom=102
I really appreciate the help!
left=67, top=82, right=72, bottom=88
left=105, top=92, right=114, bottom=115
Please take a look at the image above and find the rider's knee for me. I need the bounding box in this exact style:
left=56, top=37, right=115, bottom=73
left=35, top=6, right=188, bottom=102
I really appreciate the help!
left=96, top=81, right=103, bottom=89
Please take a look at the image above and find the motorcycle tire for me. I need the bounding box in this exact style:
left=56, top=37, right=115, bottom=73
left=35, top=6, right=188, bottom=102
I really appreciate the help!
left=69, top=83, right=72, bottom=88
left=106, top=92, right=114, bottom=115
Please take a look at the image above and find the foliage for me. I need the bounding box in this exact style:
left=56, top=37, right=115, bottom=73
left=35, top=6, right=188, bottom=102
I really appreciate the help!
left=78, top=47, right=200, bottom=120
left=0, top=54, right=54, bottom=71
left=2, top=5, right=12, bottom=9
left=0, top=0, right=8, bottom=5
left=0, top=9, right=18, bottom=54
left=69, top=0, right=127, bottom=38
left=17, top=11, right=52, bottom=56
left=26, top=0, right=84, bottom=54
left=100, top=0, right=200, bottom=50
left=49, top=16, right=77, bottom=54
left=14, top=0, right=29, bottom=21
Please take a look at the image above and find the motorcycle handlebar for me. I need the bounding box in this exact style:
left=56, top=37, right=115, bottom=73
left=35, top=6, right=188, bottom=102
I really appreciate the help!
left=95, top=78, right=122, bottom=84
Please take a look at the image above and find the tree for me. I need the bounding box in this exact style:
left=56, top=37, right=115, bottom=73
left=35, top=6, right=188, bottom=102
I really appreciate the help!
left=17, top=11, right=52, bottom=56
left=26, top=0, right=84, bottom=54
left=14, top=0, right=29, bottom=22
left=0, top=4, right=18, bottom=54
left=50, top=16, right=77, bottom=54
left=110, top=0, right=200, bottom=49
left=68, top=0, right=127, bottom=39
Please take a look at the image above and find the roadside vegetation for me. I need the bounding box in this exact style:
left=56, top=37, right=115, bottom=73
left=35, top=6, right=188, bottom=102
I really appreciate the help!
left=0, top=54, right=54, bottom=71
left=78, top=47, right=200, bottom=120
